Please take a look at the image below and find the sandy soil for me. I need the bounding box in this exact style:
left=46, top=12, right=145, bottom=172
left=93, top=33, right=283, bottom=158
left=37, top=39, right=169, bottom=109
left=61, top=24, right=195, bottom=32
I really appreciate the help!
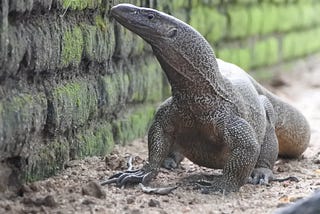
left=1, top=56, right=320, bottom=214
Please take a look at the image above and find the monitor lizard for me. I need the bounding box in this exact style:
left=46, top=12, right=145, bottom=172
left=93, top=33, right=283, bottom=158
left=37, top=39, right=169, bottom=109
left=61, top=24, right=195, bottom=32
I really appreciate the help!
left=105, top=3, right=310, bottom=193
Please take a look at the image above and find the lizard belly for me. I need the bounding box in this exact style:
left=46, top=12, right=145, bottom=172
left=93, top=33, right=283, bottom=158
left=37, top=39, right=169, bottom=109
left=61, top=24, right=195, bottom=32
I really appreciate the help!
left=175, top=129, right=230, bottom=169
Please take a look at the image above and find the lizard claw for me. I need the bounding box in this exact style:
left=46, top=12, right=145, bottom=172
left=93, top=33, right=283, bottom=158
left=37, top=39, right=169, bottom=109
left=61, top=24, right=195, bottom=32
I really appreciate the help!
left=101, top=170, right=153, bottom=186
left=100, top=169, right=151, bottom=187
left=100, top=156, right=154, bottom=186
left=193, top=176, right=239, bottom=194
left=249, top=167, right=273, bottom=185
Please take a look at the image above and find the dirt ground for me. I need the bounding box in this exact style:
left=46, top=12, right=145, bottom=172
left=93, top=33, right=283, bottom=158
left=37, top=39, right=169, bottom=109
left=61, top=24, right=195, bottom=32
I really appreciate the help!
left=1, top=56, right=320, bottom=214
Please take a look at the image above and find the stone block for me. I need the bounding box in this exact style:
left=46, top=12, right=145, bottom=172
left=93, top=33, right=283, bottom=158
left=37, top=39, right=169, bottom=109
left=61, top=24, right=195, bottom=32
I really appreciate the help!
left=0, top=93, right=47, bottom=157
left=72, top=122, right=114, bottom=159
left=228, top=6, right=250, bottom=39
left=47, top=80, right=98, bottom=134
left=61, top=26, right=84, bottom=66
left=25, top=137, right=69, bottom=182
left=251, top=38, right=279, bottom=68
left=113, top=105, right=156, bottom=145
left=190, top=6, right=226, bottom=42
left=59, top=0, right=103, bottom=10
left=260, top=4, right=279, bottom=34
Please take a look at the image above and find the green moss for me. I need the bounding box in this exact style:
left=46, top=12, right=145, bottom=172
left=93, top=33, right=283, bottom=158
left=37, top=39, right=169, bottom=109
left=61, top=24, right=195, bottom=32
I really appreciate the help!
left=162, top=76, right=171, bottom=100
left=218, top=48, right=234, bottom=64
left=248, top=6, right=263, bottom=36
left=282, top=28, right=320, bottom=59
left=171, top=0, right=188, bottom=10
left=1, top=93, right=47, bottom=146
left=192, top=0, right=219, bottom=7
left=125, top=57, right=163, bottom=104
left=131, top=36, right=145, bottom=56
left=249, top=69, right=274, bottom=82
left=280, top=27, right=320, bottom=61
left=115, top=27, right=127, bottom=56
left=228, top=6, right=249, bottom=38
left=100, top=71, right=129, bottom=111
left=282, top=33, right=296, bottom=60
left=237, top=48, right=251, bottom=70
left=217, top=46, right=251, bottom=70
left=61, top=26, right=83, bottom=66
left=189, top=7, right=207, bottom=37
left=237, top=0, right=258, bottom=3
left=206, top=9, right=227, bottom=43
left=61, top=0, right=102, bottom=10
left=62, top=0, right=85, bottom=10
left=190, top=6, right=226, bottom=42
left=80, top=24, right=96, bottom=60
left=260, top=4, right=278, bottom=34
left=26, top=138, right=69, bottom=182
left=52, top=81, right=98, bottom=131
left=277, top=5, right=300, bottom=32
left=266, top=38, right=279, bottom=66
left=103, top=75, right=119, bottom=107
left=94, top=15, right=106, bottom=31
left=144, top=58, right=163, bottom=102
left=251, top=38, right=279, bottom=68
left=299, top=3, right=319, bottom=28
left=129, top=68, right=145, bottom=102
left=75, top=123, right=114, bottom=158
left=113, top=105, right=156, bottom=145
left=80, top=20, right=115, bottom=62
left=315, top=4, right=320, bottom=25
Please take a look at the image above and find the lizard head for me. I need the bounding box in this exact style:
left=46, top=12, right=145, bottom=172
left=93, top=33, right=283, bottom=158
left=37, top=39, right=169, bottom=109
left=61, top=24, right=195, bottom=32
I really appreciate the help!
left=110, top=4, right=180, bottom=44
left=111, top=4, right=220, bottom=92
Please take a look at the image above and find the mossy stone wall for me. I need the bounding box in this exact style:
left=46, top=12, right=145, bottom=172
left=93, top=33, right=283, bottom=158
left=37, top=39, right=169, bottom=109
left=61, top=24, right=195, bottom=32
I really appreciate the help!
left=1, top=0, right=320, bottom=191
left=0, top=0, right=167, bottom=192
left=184, top=0, right=320, bottom=71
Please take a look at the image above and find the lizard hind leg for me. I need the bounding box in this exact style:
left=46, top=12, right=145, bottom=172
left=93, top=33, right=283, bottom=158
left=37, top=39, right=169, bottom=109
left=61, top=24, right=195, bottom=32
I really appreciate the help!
left=249, top=96, right=278, bottom=185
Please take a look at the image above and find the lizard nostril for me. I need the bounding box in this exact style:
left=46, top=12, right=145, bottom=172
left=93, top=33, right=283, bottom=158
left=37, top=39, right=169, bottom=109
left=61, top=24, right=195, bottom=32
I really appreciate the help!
left=147, top=13, right=154, bottom=20
left=132, top=9, right=140, bottom=14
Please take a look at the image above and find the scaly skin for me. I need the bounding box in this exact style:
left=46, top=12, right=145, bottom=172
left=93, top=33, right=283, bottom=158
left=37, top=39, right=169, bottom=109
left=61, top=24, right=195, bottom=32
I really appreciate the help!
left=106, top=4, right=310, bottom=192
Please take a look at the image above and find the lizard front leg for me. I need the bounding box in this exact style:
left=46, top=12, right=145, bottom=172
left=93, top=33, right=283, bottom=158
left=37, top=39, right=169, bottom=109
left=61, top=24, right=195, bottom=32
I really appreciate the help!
left=200, top=116, right=260, bottom=193
left=102, top=99, right=176, bottom=187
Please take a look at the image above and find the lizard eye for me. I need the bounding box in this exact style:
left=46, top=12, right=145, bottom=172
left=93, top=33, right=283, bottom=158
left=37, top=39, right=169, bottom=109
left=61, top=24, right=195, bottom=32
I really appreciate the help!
left=147, top=13, right=154, bottom=20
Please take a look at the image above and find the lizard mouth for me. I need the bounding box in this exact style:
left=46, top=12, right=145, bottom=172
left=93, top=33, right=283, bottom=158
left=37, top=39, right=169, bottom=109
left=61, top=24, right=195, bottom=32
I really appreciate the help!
left=111, top=6, right=147, bottom=32
left=111, top=4, right=162, bottom=43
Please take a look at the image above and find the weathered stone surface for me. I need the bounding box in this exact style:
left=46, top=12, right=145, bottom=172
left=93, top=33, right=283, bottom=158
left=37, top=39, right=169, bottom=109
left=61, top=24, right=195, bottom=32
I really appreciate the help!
left=0, top=92, right=47, bottom=157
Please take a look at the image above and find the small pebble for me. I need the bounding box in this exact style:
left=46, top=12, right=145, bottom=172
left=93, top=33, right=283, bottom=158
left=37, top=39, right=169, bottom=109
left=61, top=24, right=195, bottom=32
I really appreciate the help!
left=82, top=199, right=95, bottom=205
left=41, top=195, right=57, bottom=207
left=148, top=199, right=160, bottom=207
left=82, top=181, right=106, bottom=199
left=126, top=197, right=135, bottom=204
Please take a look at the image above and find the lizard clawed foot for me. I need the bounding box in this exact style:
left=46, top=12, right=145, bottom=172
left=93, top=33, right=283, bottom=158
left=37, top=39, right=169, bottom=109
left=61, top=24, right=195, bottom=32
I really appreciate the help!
left=162, top=157, right=180, bottom=169
left=248, top=167, right=274, bottom=185
left=162, top=152, right=184, bottom=170
left=100, top=156, right=154, bottom=187
left=249, top=168, right=299, bottom=185
left=194, top=176, right=239, bottom=194
left=101, top=169, right=153, bottom=186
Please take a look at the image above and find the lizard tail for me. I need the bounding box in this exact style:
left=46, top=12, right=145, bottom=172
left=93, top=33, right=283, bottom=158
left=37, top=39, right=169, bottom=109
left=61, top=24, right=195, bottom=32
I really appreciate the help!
left=252, top=79, right=310, bottom=158
left=267, top=94, right=310, bottom=158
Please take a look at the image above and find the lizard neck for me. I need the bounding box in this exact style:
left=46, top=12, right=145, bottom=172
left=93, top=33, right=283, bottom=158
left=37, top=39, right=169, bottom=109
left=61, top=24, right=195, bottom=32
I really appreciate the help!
left=152, top=36, right=232, bottom=101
